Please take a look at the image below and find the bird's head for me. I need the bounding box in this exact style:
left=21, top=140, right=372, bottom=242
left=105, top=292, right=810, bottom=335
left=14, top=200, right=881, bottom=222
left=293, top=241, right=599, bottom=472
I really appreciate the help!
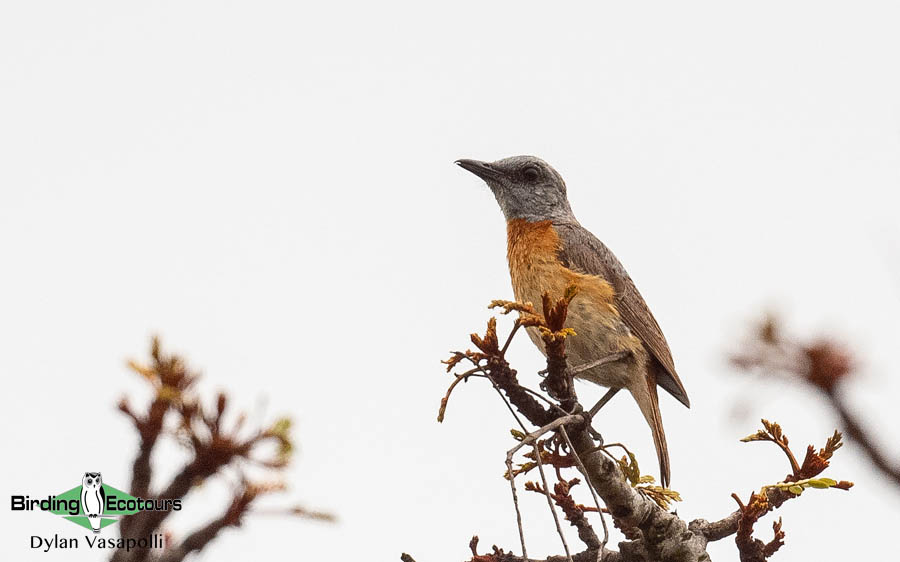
left=456, top=155, right=574, bottom=222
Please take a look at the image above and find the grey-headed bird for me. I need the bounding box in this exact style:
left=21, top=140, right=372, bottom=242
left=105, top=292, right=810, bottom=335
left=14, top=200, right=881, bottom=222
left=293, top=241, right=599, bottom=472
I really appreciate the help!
left=457, top=155, right=689, bottom=487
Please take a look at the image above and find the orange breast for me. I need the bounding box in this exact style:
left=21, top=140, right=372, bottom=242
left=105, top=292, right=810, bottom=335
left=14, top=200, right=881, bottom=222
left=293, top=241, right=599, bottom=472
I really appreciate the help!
left=506, top=219, right=617, bottom=314
left=505, top=219, right=644, bottom=390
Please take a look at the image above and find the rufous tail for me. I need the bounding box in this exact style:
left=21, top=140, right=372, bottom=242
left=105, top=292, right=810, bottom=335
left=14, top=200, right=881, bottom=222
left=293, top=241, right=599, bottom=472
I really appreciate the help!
left=630, top=373, right=670, bottom=488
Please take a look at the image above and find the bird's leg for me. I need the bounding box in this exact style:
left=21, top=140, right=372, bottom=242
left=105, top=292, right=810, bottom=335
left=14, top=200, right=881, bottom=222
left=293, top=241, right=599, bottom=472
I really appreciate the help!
left=540, top=350, right=631, bottom=440
left=540, top=349, right=630, bottom=405
left=571, top=351, right=630, bottom=438
left=565, top=388, right=620, bottom=444
left=570, top=350, right=631, bottom=376
left=587, top=387, right=621, bottom=419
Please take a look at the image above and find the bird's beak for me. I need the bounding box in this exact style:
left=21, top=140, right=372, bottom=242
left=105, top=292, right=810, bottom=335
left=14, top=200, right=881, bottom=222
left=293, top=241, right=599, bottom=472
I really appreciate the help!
left=455, top=159, right=502, bottom=181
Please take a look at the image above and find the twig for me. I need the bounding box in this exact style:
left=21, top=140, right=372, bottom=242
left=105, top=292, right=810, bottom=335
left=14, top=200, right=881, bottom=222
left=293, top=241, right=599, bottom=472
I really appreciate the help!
left=492, top=384, right=533, bottom=558
left=506, top=454, right=528, bottom=559
left=732, top=316, right=897, bottom=484
left=532, top=431, right=574, bottom=562
left=828, top=388, right=900, bottom=486
left=560, top=425, right=609, bottom=558
left=517, top=384, right=574, bottom=418
left=505, top=415, right=584, bottom=459
left=501, top=321, right=524, bottom=356
left=438, top=369, right=487, bottom=422
left=112, top=338, right=310, bottom=562
left=500, top=400, right=581, bottom=562
left=689, top=511, right=742, bottom=542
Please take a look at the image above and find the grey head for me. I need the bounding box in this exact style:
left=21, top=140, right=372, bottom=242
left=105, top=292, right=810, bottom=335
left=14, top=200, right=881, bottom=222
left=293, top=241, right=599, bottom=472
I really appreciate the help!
left=456, top=155, right=575, bottom=223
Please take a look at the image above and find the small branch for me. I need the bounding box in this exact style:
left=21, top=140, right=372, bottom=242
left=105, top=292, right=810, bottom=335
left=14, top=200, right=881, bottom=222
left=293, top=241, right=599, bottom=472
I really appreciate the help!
left=560, top=425, right=609, bottom=550
left=506, top=453, right=528, bottom=560
left=532, top=436, right=574, bottom=562
left=501, top=321, right=524, bottom=356
left=827, top=387, right=900, bottom=487
left=467, top=535, right=620, bottom=562
left=689, top=511, right=741, bottom=542
left=552, top=478, right=601, bottom=552
left=506, top=416, right=584, bottom=459
left=438, top=369, right=486, bottom=422
left=732, top=316, right=898, bottom=485
left=157, top=505, right=239, bottom=562
left=111, top=338, right=314, bottom=562
left=504, top=413, right=582, bottom=561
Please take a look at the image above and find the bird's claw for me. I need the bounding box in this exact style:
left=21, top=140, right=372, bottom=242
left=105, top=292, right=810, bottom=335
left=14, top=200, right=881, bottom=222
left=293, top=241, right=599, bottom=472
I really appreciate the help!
left=574, top=409, right=604, bottom=445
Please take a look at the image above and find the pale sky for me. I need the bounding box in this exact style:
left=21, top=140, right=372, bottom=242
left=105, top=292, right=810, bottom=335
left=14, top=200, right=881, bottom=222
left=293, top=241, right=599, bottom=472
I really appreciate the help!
left=2, top=2, right=900, bottom=561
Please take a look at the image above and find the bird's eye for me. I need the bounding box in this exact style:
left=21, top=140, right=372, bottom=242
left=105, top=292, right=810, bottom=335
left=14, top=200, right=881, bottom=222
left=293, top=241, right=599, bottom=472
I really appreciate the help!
left=522, top=166, right=540, bottom=182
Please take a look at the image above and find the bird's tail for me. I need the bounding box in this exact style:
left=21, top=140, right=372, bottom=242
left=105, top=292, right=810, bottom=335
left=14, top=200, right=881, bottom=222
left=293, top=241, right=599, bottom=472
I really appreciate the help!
left=630, top=373, right=670, bottom=488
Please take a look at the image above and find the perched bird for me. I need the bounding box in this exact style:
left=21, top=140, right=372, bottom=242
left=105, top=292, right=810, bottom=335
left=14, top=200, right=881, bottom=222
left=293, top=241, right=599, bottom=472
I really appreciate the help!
left=456, top=155, right=689, bottom=487
left=81, top=472, right=105, bottom=533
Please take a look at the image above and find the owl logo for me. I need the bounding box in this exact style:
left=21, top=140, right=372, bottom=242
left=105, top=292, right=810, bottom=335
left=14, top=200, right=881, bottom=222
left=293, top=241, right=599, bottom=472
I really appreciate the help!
left=81, top=472, right=105, bottom=533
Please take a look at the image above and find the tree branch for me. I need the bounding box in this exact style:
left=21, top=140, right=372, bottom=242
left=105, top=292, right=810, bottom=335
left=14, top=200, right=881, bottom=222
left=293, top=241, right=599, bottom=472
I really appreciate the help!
left=826, top=387, right=900, bottom=486
left=433, top=293, right=854, bottom=562
left=110, top=338, right=319, bottom=562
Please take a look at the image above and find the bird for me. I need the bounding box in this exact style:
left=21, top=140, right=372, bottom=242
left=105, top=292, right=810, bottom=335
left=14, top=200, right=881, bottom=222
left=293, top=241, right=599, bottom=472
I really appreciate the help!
left=81, top=472, right=105, bottom=533
left=456, top=155, right=689, bottom=487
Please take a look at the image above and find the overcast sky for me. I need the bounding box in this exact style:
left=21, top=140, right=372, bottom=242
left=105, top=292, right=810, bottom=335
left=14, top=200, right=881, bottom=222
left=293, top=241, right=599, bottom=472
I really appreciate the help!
left=2, top=2, right=900, bottom=561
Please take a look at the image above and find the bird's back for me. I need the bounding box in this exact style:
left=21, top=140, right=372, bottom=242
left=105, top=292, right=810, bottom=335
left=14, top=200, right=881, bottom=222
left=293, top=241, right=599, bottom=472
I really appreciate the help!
left=552, top=220, right=690, bottom=408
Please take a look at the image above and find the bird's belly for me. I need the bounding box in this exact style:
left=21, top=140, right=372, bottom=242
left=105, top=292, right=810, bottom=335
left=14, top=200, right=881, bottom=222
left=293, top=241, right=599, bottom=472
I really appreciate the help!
left=512, top=266, right=643, bottom=390
left=523, top=311, right=638, bottom=390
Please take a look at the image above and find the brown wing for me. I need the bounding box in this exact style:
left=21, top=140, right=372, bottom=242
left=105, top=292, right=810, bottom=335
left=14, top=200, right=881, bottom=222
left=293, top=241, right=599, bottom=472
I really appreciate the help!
left=554, top=222, right=690, bottom=407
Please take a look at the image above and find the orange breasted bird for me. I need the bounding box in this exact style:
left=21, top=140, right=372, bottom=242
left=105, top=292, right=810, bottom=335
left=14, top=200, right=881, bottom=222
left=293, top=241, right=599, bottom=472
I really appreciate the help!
left=456, top=155, right=689, bottom=487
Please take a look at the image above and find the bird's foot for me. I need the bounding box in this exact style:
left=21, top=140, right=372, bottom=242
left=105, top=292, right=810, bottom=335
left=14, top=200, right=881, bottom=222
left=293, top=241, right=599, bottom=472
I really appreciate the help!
left=587, top=425, right=604, bottom=445
left=564, top=405, right=604, bottom=445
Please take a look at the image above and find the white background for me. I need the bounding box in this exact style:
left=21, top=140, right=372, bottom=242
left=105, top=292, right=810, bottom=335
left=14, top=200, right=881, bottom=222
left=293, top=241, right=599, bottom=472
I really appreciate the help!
left=2, top=2, right=899, bottom=560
